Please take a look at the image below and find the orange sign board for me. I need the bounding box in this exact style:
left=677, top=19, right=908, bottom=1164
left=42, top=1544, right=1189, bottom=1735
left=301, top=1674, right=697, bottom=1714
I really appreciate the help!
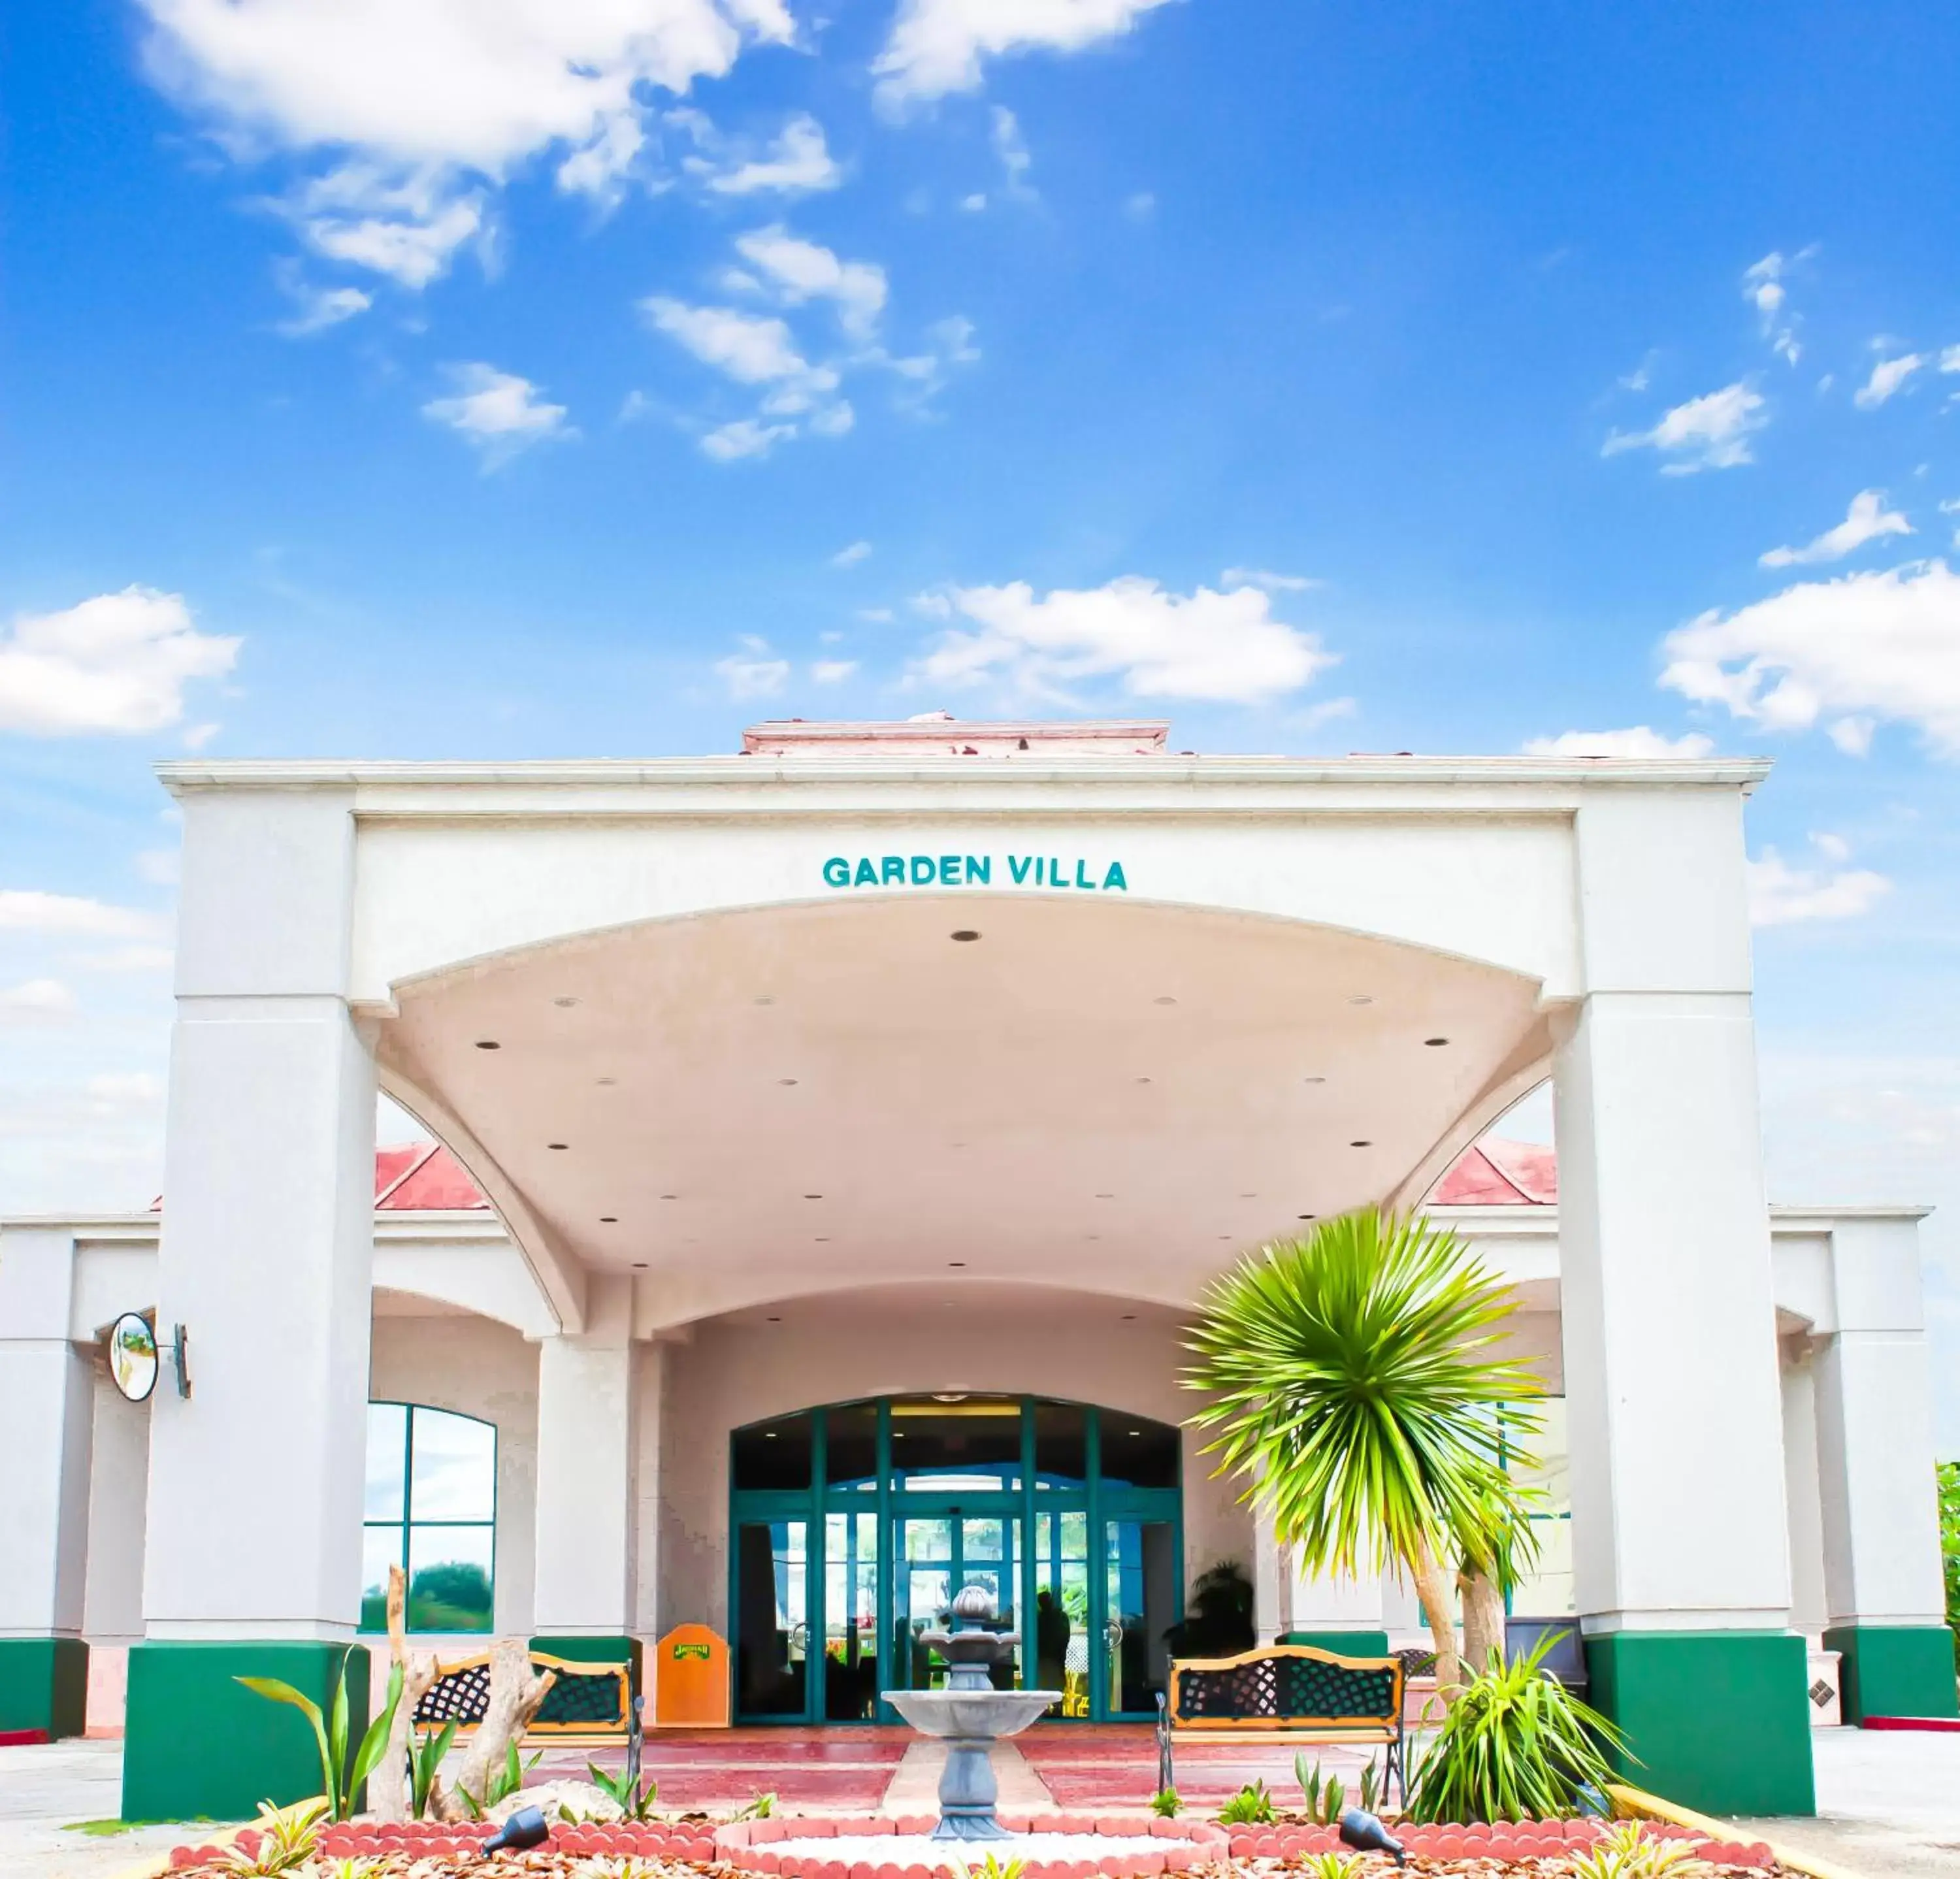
left=653, top=1624, right=730, bottom=1729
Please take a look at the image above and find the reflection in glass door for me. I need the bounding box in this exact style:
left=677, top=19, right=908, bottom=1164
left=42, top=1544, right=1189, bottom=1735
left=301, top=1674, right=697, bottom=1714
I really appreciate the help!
left=890, top=1511, right=1025, bottom=1693
left=1105, top=1518, right=1177, bottom=1716
left=1034, top=1509, right=1089, bottom=1714
left=824, top=1511, right=881, bottom=1720
left=735, top=1519, right=809, bottom=1718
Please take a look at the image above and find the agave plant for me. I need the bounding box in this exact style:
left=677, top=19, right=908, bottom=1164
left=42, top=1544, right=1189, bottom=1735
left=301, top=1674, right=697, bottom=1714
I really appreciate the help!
left=221, top=1799, right=329, bottom=1878
left=1566, top=1819, right=1710, bottom=1878
left=1149, top=1788, right=1182, bottom=1818
left=1403, top=1633, right=1624, bottom=1824
left=235, top=1654, right=401, bottom=1823
left=1302, top=1855, right=1365, bottom=1879
left=410, top=1720, right=458, bottom=1820
left=953, top=1855, right=1028, bottom=1879
left=1184, top=1208, right=1545, bottom=1698
left=587, top=1758, right=661, bottom=1821
left=1216, top=1780, right=1275, bottom=1825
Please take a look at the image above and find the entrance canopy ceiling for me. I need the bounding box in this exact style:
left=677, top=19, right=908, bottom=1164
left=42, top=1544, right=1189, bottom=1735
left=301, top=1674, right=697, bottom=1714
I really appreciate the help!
left=378, top=894, right=1550, bottom=1328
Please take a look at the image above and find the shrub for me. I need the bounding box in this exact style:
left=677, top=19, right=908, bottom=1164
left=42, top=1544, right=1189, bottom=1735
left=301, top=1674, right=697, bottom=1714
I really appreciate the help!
left=1217, top=1781, right=1276, bottom=1825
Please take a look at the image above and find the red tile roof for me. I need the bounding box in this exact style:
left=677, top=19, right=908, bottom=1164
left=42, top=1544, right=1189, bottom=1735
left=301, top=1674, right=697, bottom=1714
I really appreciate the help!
left=374, top=1142, right=492, bottom=1210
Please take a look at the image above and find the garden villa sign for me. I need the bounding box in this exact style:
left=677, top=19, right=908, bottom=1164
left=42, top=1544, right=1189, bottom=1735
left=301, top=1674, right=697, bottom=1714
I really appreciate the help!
left=822, top=852, right=1130, bottom=891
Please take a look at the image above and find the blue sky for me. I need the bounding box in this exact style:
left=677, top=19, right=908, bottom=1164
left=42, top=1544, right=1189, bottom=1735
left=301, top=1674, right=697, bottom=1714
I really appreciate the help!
left=3, top=0, right=1957, bottom=1443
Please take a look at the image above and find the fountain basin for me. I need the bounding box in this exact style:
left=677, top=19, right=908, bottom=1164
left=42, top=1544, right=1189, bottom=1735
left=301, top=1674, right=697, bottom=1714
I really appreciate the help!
left=885, top=1690, right=1062, bottom=1739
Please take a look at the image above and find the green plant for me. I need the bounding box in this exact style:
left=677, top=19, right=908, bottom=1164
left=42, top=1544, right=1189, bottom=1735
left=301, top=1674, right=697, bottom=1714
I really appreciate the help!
left=1184, top=1209, right=1545, bottom=1699
left=733, top=1791, right=776, bottom=1820
left=235, top=1656, right=401, bottom=1823
left=1149, top=1787, right=1182, bottom=1818
left=953, top=1855, right=1028, bottom=1879
left=1938, top=1460, right=1959, bottom=1672
left=587, top=1758, right=661, bottom=1821
left=1161, top=1561, right=1256, bottom=1659
left=221, top=1799, right=329, bottom=1877
left=322, top=1862, right=384, bottom=1879
left=410, top=1720, right=458, bottom=1820
left=457, top=1739, right=542, bottom=1817
left=1356, top=1757, right=1380, bottom=1816
left=1216, top=1780, right=1275, bottom=1825
left=1291, top=1754, right=1348, bottom=1825
left=1302, top=1855, right=1365, bottom=1879
left=1566, top=1820, right=1710, bottom=1878
left=1404, top=1633, right=1625, bottom=1824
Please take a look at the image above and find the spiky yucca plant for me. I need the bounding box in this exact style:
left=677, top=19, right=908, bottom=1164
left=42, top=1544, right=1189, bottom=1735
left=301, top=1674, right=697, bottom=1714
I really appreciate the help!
left=1184, top=1208, right=1544, bottom=1697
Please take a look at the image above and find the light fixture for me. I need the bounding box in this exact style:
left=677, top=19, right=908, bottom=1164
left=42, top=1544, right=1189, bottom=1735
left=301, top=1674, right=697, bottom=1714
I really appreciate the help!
left=1348, top=994, right=1374, bottom=1006
left=1424, top=1036, right=1449, bottom=1047
left=764, top=1431, right=778, bottom=1440
left=779, top=1077, right=798, bottom=1086
left=1350, top=1139, right=1371, bottom=1148
left=755, top=996, right=775, bottom=1005
left=1298, top=1213, right=1316, bottom=1220
left=600, top=1215, right=617, bottom=1223
left=596, top=1075, right=617, bottom=1086
left=1303, top=1075, right=1327, bottom=1085
left=553, top=996, right=580, bottom=1008
left=632, top=1261, right=647, bottom=1269
left=949, top=1260, right=966, bottom=1267
left=1096, top=1192, right=1114, bottom=1200
left=1154, top=996, right=1177, bottom=1006
left=661, top=1194, right=678, bottom=1201
left=932, top=1392, right=970, bottom=1403
left=1239, top=1192, right=1257, bottom=1198
left=1135, top=1075, right=1152, bottom=1085
left=548, top=1142, right=568, bottom=1151
left=1128, top=1429, right=1143, bottom=1437
left=1218, top=1234, right=1232, bottom=1240
left=804, top=1193, right=823, bottom=1200
left=951, top=930, right=981, bottom=942
left=1120, top=1313, right=1137, bottom=1321
left=475, top=1039, right=500, bottom=1051
left=766, top=1315, right=782, bottom=1322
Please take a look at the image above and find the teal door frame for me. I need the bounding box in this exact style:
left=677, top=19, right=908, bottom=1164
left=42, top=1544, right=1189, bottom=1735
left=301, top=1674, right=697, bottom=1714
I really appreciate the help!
left=729, top=1396, right=1182, bottom=1725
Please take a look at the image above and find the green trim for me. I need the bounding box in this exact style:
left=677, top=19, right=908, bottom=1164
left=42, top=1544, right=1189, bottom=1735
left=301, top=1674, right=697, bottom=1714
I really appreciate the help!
left=1823, top=1624, right=1960, bottom=1723
left=1583, top=1629, right=1814, bottom=1818
left=122, top=1641, right=370, bottom=1823
left=529, top=1633, right=643, bottom=1684
left=0, top=1637, right=88, bottom=1739
left=1280, top=1629, right=1392, bottom=1659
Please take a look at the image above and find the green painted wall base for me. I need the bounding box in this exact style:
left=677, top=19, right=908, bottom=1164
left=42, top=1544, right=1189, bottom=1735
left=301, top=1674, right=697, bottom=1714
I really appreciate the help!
left=1584, top=1629, right=1814, bottom=1818
left=0, top=1637, right=88, bottom=1739
left=1824, top=1624, right=1960, bottom=1723
left=122, top=1640, right=370, bottom=1823
left=1279, top=1630, right=1392, bottom=1660
left=530, top=1633, right=642, bottom=1682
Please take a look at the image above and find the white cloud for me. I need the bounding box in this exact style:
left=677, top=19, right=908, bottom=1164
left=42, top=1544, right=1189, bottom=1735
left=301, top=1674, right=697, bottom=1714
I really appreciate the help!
left=0, top=588, right=240, bottom=737
left=734, top=227, right=888, bottom=339
left=811, top=659, right=858, bottom=683
left=0, top=978, right=78, bottom=1024
left=909, top=575, right=1335, bottom=706
left=1522, top=727, right=1716, bottom=760
left=700, top=417, right=798, bottom=460
left=701, top=114, right=841, bottom=196
left=135, top=848, right=181, bottom=887
left=421, top=363, right=572, bottom=466
left=1221, top=567, right=1318, bottom=593
left=1742, top=250, right=1810, bottom=364
left=874, top=0, right=1179, bottom=103
left=0, top=891, right=168, bottom=938
left=139, top=0, right=796, bottom=284
left=1124, top=190, right=1156, bottom=221
left=716, top=635, right=790, bottom=697
left=1759, top=490, right=1913, bottom=569
left=1854, top=351, right=1926, bottom=410
left=644, top=297, right=810, bottom=383
left=1746, top=845, right=1891, bottom=926
left=1602, top=382, right=1767, bottom=473
left=990, top=106, right=1034, bottom=200
left=274, top=269, right=372, bottom=335
left=1661, top=559, right=1960, bottom=756
left=832, top=540, right=873, bottom=568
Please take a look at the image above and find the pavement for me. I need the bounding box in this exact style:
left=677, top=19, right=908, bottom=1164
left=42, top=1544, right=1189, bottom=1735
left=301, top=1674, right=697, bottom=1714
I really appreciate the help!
left=3, top=1725, right=1959, bottom=1878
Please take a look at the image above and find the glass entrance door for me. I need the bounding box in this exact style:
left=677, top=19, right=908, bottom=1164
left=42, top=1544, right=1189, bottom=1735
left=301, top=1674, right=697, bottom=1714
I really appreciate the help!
left=734, top=1517, right=809, bottom=1718
left=1103, top=1516, right=1178, bottom=1717
left=890, top=1508, right=1026, bottom=1693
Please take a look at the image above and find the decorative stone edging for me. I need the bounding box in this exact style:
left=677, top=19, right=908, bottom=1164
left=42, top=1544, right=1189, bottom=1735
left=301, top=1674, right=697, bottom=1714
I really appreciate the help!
left=1609, top=1782, right=1859, bottom=1879
left=717, top=1814, right=1230, bottom=1878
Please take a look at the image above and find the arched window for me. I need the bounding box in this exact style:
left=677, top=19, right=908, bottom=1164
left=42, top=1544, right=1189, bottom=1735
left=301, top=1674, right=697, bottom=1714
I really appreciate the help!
left=361, top=1403, right=497, bottom=1633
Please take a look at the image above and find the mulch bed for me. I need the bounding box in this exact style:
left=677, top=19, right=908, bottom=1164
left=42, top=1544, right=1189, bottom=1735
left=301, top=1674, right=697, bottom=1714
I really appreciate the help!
left=167, top=1809, right=1793, bottom=1875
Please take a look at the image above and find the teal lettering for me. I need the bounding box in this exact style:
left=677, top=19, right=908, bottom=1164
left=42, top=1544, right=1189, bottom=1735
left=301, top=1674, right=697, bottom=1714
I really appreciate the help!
left=854, top=857, right=877, bottom=887
left=1036, top=857, right=1047, bottom=884
left=910, top=855, right=935, bottom=885
left=1009, top=855, right=1034, bottom=885
left=1103, top=861, right=1128, bottom=892
left=881, top=856, right=906, bottom=885
left=966, top=855, right=992, bottom=885
left=1050, top=856, right=1064, bottom=883
left=823, top=857, right=850, bottom=888
left=1075, top=858, right=1092, bottom=889
left=939, top=854, right=962, bottom=885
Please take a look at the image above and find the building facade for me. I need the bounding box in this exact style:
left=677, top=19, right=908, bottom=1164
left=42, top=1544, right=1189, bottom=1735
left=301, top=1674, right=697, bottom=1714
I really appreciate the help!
left=0, top=719, right=1952, bottom=1819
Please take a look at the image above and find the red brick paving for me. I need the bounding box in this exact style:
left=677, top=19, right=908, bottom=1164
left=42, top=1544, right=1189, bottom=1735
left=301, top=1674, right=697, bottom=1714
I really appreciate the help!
left=543, top=1727, right=909, bottom=1811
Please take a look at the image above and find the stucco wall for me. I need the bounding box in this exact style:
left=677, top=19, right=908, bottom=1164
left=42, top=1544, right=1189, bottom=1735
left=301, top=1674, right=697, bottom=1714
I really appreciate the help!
left=657, top=1287, right=1250, bottom=1638
left=368, top=1311, right=540, bottom=1639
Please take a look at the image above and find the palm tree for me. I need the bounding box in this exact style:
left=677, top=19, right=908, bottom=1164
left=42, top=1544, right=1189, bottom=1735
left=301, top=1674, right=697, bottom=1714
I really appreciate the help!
left=1183, top=1208, right=1544, bottom=1701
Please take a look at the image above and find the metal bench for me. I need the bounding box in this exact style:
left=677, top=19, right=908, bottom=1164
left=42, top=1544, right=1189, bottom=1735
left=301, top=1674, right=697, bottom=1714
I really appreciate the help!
left=413, top=1649, right=636, bottom=1739
left=1156, top=1643, right=1407, bottom=1804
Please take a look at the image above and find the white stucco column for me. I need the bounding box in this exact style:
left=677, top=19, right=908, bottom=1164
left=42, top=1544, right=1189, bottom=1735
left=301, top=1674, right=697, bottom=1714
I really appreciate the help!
left=142, top=789, right=376, bottom=1642
left=1778, top=1351, right=1829, bottom=1639
left=1250, top=1501, right=1287, bottom=1644
left=1809, top=1217, right=1953, bottom=1720
left=1287, top=1559, right=1389, bottom=1644
left=1550, top=789, right=1812, bottom=1814
left=0, top=1227, right=95, bottom=1736
left=533, top=1273, right=638, bottom=1637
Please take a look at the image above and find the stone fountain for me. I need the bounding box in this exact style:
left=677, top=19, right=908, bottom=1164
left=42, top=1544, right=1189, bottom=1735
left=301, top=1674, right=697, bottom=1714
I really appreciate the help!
left=883, top=1584, right=1063, bottom=1840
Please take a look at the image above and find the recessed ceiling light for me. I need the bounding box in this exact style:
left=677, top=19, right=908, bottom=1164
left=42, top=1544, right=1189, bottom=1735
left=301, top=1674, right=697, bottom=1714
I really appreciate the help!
left=1424, top=1037, right=1450, bottom=1047
left=1303, top=1075, right=1327, bottom=1085
left=1120, top=1313, right=1136, bottom=1321
left=951, top=930, right=981, bottom=942
left=949, top=1260, right=966, bottom=1267
left=631, top=1261, right=647, bottom=1269
left=1135, top=1075, right=1152, bottom=1085
left=474, top=1039, right=500, bottom=1051
left=661, top=1194, right=678, bottom=1201
left=815, top=1236, right=830, bottom=1243
left=1348, top=995, right=1375, bottom=1006
left=1087, top=1234, right=1100, bottom=1241
left=755, top=996, right=775, bottom=1005
left=1350, top=1139, right=1372, bottom=1148
left=553, top=996, right=580, bottom=1008
left=1096, top=1192, right=1114, bottom=1200
left=779, top=1077, right=798, bottom=1087
left=1239, top=1192, right=1257, bottom=1198
left=1298, top=1213, right=1316, bottom=1221
left=548, top=1142, right=568, bottom=1151
left=1154, top=996, right=1177, bottom=1006
left=600, top=1215, right=617, bottom=1223
left=804, top=1193, right=823, bottom=1200
left=1218, top=1234, right=1233, bottom=1240
left=1128, top=1430, right=1143, bottom=1437
left=596, top=1076, right=617, bottom=1087
left=764, top=1431, right=778, bottom=1440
